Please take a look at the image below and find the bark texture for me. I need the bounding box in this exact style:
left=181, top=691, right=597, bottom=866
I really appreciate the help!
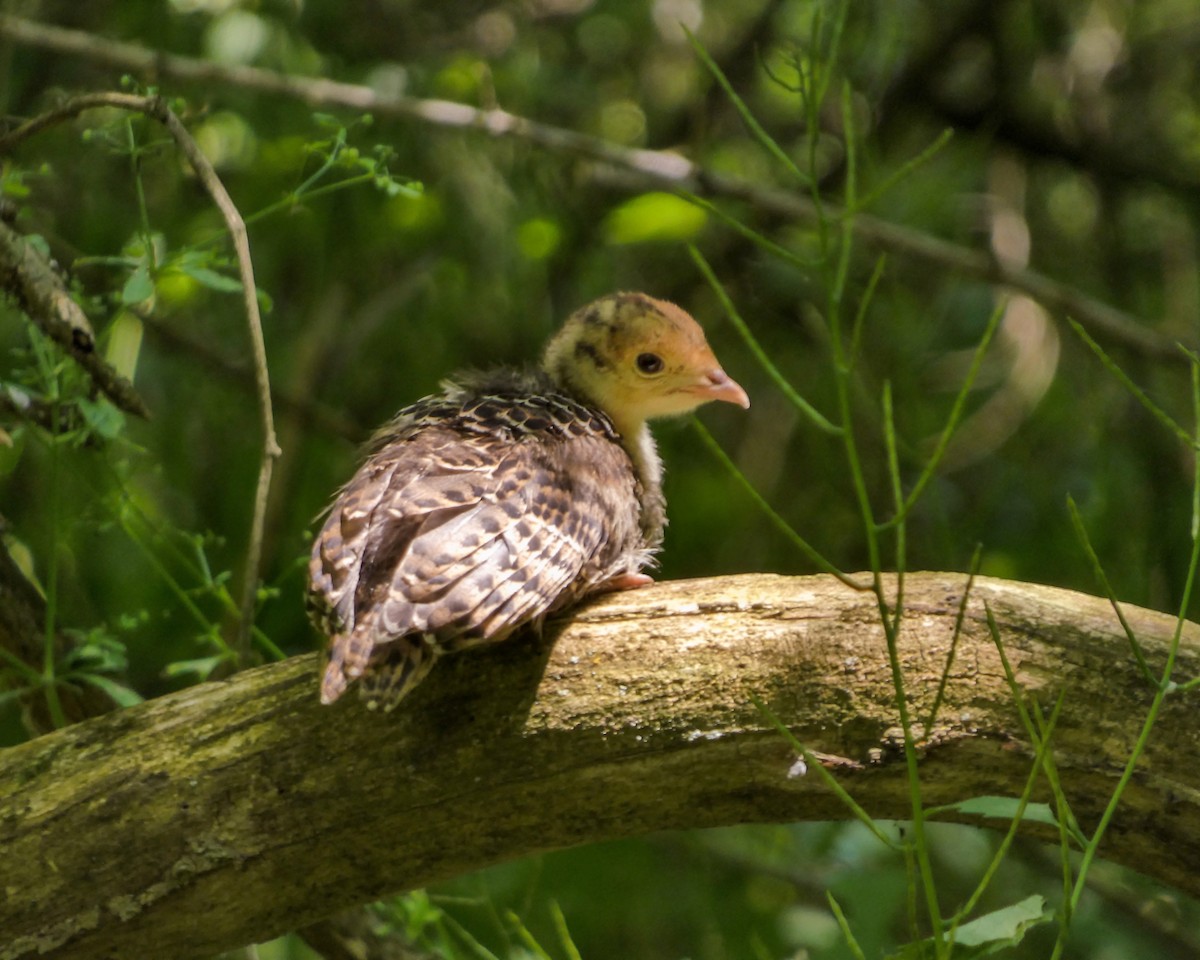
left=2, top=572, right=1199, bottom=960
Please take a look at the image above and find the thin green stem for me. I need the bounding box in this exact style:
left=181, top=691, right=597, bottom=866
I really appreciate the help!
left=823, top=79, right=942, bottom=950
left=848, top=254, right=886, bottom=368
left=827, top=892, right=869, bottom=960
left=688, top=244, right=840, bottom=435
left=1031, top=700, right=1076, bottom=941
left=691, top=419, right=865, bottom=589
left=879, top=300, right=1005, bottom=530
left=903, top=839, right=920, bottom=944
left=1068, top=317, right=1195, bottom=450
left=193, top=137, right=371, bottom=251
left=877, top=586, right=943, bottom=951
left=243, top=172, right=376, bottom=231
left=106, top=466, right=240, bottom=613
left=925, top=546, right=982, bottom=733
left=949, top=693, right=1064, bottom=929
left=505, top=910, right=554, bottom=960
left=1194, top=359, right=1200, bottom=540
left=1056, top=378, right=1200, bottom=942
left=686, top=29, right=812, bottom=188
left=985, top=602, right=1086, bottom=847
left=1066, top=495, right=1156, bottom=685
left=439, top=913, right=502, bottom=960
left=852, top=128, right=954, bottom=214
left=751, top=694, right=896, bottom=847
left=984, top=604, right=1078, bottom=951
left=812, top=4, right=849, bottom=109
left=549, top=901, right=583, bottom=960
left=127, top=117, right=157, bottom=271
left=295, top=126, right=349, bottom=195
left=882, top=381, right=906, bottom=632
left=120, top=514, right=232, bottom=657
left=41, top=400, right=68, bottom=729
left=101, top=461, right=289, bottom=663
left=253, top=630, right=287, bottom=661
left=681, top=192, right=822, bottom=271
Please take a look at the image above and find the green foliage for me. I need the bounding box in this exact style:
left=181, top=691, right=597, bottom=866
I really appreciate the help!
left=891, top=896, right=1051, bottom=959
left=603, top=192, right=707, bottom=244
left=930, top=797, right=1060, bottom=832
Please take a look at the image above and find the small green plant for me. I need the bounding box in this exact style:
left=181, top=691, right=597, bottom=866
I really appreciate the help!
left=0, top=106, right=418, bottom=732
left=682, top=6, right=1200, bottom=957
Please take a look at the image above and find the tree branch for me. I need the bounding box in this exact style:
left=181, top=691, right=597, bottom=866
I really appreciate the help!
left=0, top=14, right=1185, bottom=364
left=3, top=572, right=1199, bottom=960
left=0, top=218, right=149, bottom=418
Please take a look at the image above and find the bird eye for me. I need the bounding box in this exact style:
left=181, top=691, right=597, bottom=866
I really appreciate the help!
left=635, top=353, right=664, bottom=375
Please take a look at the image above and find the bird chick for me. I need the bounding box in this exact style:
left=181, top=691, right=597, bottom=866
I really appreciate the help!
left=308, top=291, right=749, bottom=710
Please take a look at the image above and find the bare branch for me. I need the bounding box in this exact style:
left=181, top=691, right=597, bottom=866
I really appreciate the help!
left=138, top=95, right=281, bottom=662
left=0, top=14, right=1184, bottom=364
left=3, top=572, right=1199, bottom=960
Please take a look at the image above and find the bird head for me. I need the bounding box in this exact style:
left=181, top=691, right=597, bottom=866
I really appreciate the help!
left=543, top=292, right=749, bottom=438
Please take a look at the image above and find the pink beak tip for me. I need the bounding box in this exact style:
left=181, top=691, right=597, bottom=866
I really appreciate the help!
left=704, top=369, right=750, bottom=409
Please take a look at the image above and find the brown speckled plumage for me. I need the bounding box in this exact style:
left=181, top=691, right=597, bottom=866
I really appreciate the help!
left=308, top=292, right=748, bottom=710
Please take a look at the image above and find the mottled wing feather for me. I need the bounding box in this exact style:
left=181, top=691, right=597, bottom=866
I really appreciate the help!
left=355, top=634, right=438, bottom=709
left=438, top=502, right=595, bottom=651
left=311, top=418, right=642, bottom=708
left=307, top=455, right=410, bottom=635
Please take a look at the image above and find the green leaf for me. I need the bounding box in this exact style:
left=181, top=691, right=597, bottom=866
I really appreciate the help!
left=887, top=896, right=1050, bottom=959
left=2, top=178, right=30, bottom=199
left=104, top=309, right=144, bottom=381
left=162, top=655, right=227, bottom=681
left=937, top=795, right=1060, bottom=829
left=120, top=263, right=155, bottom=305
left=376, top=176, right=423, bottom=199
left=955, top=895, right=1050, bottom=948
left=72, top=672, right=145, bottom=707
left=178, top=263, right=244, bottom=294
left=603, top=192, right=707, bottom=245
left=64, top=631, right=131, bottom=673
left=77, top=396, right=126, bottom=440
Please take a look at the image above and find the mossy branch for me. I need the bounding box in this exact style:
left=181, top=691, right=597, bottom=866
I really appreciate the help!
left=3, top=572, right=1199, bottom=960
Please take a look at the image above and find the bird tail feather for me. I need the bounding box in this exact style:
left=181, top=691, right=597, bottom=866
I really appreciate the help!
left=360, top=635, right=440, bottom=711
left=320, top=622, right=377, bottom=705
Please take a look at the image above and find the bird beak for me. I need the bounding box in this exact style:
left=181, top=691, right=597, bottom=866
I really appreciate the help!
left=694, top=368, right=750, bottom=409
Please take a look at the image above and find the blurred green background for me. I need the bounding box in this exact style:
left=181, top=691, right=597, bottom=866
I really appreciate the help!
left=3, top=0, right=1200, bottom=956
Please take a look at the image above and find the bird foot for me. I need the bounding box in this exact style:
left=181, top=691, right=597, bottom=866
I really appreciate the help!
left=596, top=572, right=655, bottom=592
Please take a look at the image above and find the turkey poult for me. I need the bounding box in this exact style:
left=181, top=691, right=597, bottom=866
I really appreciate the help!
left=308, top=292, right=749, bottom=710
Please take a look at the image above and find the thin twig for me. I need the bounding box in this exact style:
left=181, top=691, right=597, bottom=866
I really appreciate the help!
left=2, top=89, right=279, bottom=663
left=0, top=14, right=1185, bottom=364
left=142, top=95, right=281, bottom=662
